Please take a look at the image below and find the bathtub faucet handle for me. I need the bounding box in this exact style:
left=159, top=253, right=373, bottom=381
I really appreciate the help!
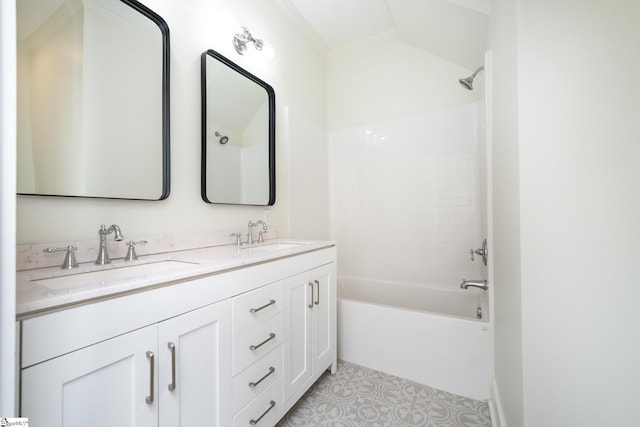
left=469, top=238, right=488, bottom=266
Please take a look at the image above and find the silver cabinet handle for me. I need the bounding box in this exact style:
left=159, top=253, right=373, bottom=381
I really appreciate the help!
left=308, top=282, right=314, bottom=309
left=314, top=280, right=320, bottom=305
left=145, top=351, right=154, bottom=404
left=249, top=333, right=276, bottom=351
left=167, top=342, right=176, bottom=392
left=250, top=299, right=276, bottom=313
left=249, top=366, right=275, bottom=389
left=249, top=400, right=276, bottom=425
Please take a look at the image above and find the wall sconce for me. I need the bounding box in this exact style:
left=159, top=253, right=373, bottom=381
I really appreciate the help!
left=233, top=27, right=263, bottom=55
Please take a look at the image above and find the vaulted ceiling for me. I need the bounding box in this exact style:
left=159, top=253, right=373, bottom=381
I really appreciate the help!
left=282, top=0, right=490, bottom=69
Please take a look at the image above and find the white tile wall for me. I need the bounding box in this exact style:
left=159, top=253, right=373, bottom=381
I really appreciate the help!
left=330, top=102, right=486, bottom=288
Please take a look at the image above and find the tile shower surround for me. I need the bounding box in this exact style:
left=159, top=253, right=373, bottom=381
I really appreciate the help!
left=330, top=102, right=487, bottom=288
left=277, top=360, right=491, bottom=427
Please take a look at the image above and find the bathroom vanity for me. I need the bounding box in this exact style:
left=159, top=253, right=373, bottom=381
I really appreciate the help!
left=16, top=239, right=336, bottom=427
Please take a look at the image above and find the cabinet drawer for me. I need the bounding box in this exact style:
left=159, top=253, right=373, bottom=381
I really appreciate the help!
left=233, top=377, right=283, bottom=427
left=233, top=282, right=283, bottom=336
left=233, top=313, right=283, bottom=375
left=233, top=345, right=283, bottom=414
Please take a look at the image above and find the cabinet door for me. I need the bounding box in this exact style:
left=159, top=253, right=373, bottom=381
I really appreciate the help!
left=21, top=325, right=158, bottom=427
left=283, top=271, right=313, bottom=400
left=158, top=300, right=232, bottom=427
left=311, top=264, right=335, bottom=376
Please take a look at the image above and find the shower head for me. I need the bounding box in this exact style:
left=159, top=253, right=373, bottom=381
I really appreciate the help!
left=459, top=76, right=474, bottom=90
left=215, top=131, right=229, bottom=144
left=459, top=66, right=484, bottom=90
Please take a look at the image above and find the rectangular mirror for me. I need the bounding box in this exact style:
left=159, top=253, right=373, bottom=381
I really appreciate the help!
left=16, top=0, right=170, bottom=200
left=201, top=49, right=275, bottom=206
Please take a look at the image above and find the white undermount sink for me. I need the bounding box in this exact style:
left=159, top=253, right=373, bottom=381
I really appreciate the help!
left=246, top=243, right=303, bottom=253
left=32, top=260, right=200, bottom=291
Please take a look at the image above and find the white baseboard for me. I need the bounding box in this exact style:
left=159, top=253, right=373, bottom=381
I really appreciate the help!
left=489, top=377, right=506, bottom=427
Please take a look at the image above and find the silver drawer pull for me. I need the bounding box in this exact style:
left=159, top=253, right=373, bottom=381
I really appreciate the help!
left=250, top=299, right=276, bottom=313
left=249, top=333, right=276, bottom=351
left=249, top=366, right=275, bottom=389
left=145, top=351, right=154, bottom=404
left=167, top=342, right=176, bottom=392
left=314, top=280, right=320, bottom=305
left=249, top=400, right=276, bottom=425
left=308, top=282, right=314, bottom=309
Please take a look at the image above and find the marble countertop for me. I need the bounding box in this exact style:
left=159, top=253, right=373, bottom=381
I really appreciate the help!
left=16, top=239, right=334, bottom=317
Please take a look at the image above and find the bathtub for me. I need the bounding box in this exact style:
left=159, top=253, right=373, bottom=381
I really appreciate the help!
left=337, top=276, right=491, bottom=400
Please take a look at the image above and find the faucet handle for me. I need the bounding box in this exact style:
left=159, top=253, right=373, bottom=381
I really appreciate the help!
left=43, top=245, right=78, bottom=269
left=469, top=238, right=488, bottom=266
left=125, top=240, right=147, bottom=262
left=230, top=232, right=242, bottom=247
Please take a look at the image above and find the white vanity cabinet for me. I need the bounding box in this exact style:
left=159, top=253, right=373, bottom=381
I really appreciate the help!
left=17, top=244, right=337, bottom=427
left=20, top=299, right=232, bottom=427
left=283, top=263, right=336, bottom=407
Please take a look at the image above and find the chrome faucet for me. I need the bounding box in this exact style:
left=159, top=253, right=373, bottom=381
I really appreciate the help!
left=246, top=220, right=268, bottom=245
left=460, top=279, right=488, bottom=291
left=96, top=224, right=124, bottom=265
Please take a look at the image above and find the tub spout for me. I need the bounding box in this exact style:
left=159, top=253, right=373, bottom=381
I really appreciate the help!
left=460, top=279, right=488, bottom=291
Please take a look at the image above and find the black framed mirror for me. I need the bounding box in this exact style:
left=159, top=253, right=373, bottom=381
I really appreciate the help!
left=16, top=0, right=170, bottom=200
left=201, top=49, right=275, bottom=206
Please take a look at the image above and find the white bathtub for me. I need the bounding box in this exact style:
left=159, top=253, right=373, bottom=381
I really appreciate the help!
left=337, top=276, right=491, bottom=400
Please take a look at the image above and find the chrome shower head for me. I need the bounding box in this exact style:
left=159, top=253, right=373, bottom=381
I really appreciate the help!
left=459, top=76, right=474, bottom=90
left=215, top=131, right=229, bottom=144
left=459, top=66, right=484, bottom=90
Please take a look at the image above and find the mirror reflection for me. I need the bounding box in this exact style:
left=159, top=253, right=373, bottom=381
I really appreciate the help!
left=201, top=49, right=275, bottom=206
left=16, top=0, right=170, bottom=200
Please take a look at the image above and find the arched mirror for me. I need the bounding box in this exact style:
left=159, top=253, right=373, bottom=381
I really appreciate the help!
left=201, top=49, right=275, bottom=206
left=16, top=0, right=170, bottom=200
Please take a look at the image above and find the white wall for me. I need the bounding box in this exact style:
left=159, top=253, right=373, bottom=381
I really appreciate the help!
left=519, top=1, right=640, bottom=425
left=15, top=0, right=329, bottom=244
left=0, top=0, right=17, bottom=415
left=488, top=0, right=523, bottom=425
left=327, top=31, right=480, bottom=130
left=490, top=0, right=640, bottom=425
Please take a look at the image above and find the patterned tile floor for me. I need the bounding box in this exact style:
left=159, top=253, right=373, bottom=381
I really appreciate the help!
left=277, top=360, right=491, bottom=427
